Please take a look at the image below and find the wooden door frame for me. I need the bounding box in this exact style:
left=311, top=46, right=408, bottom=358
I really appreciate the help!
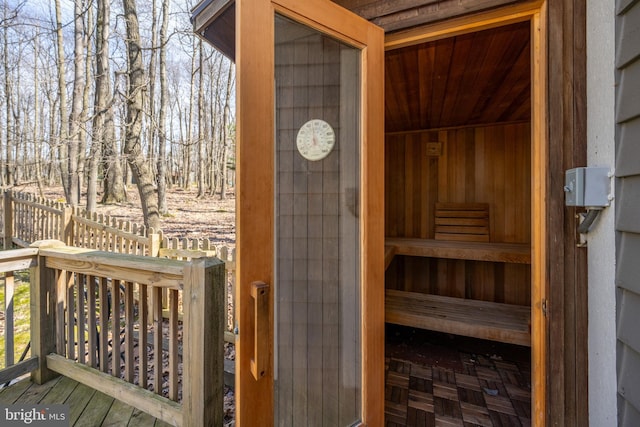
left=235, top=0, right=385, bottom=425
left=384, top=2, right=548, bottom=425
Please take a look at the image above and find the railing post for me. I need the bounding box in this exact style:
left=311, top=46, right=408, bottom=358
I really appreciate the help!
left=61, top=206, right=73, bottom=245
left=148, top=231, right=160, bottom=257
left=182, top=257, right=225, bottom=427
left=4, top=190, right=13, bottom=250
left=29, top=240, right=66, bottom=384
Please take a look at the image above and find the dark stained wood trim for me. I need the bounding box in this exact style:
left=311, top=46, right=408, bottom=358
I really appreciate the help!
left=374, top=0, right=523, bottom=31
left=335, top=0, right=527, bottom=32
left=546, top=0, right=588, bottom=424
left=572, top=0, right=588, bottom=423
left=338, top=0, right=440, bottom=20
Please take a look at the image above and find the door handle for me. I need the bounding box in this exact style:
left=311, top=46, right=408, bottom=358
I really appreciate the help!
left=250, top=281, right=269, bottom=380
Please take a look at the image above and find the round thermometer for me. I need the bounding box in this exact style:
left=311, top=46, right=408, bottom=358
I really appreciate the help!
left=296, top=119, right=335, bottom=161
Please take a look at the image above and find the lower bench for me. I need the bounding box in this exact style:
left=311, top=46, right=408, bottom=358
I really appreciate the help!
left=385, top=289, right=531, bottom=347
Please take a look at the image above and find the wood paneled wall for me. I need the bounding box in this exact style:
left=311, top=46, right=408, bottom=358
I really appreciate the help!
left=385, top=122, right=531, bottom=305
left=385, top=122, right=531, bottom=242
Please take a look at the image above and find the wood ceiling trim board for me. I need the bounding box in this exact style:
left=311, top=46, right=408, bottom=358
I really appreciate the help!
left=374, top=0, right=525, bottom=32
left=384, top=0, right=542, bottom=50
left=336, top=0, right=442, bottom=21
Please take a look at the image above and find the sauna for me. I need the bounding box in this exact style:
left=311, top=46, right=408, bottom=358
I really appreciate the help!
left=383, top=21, right=533, bottom=347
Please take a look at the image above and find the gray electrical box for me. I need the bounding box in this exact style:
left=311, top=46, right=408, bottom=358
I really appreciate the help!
left=564, top=167, right=610, bottom=207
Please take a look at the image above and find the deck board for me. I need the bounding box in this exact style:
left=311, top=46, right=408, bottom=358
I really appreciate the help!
left=18, top=377, right=60, bottom=404
left=101, top=398, right=135, bottom=426
left=39, top=376, right=79, bottom=404
left=0, top=376, right=31, bottom=403
left=0, top=377, right=170, bottom=426
left=74, top=389, right=114, bottom=426
left=67, top=383, right=97, bottom=425
left=128, top=408, right=158, bottom=426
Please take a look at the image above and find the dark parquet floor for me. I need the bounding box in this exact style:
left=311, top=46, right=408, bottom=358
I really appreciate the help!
left=385, top=326, right=531, bottom=427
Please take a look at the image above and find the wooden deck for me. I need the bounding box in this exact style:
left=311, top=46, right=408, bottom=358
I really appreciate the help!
left=0, top=376, right=172, bottom=426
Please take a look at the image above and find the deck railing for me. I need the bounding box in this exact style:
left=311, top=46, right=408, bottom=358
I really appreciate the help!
left=0, top=190, right=237, bottom=342
left=0, top=247, right=39, bottom=382
left=0, top=241, right=225, bottom=426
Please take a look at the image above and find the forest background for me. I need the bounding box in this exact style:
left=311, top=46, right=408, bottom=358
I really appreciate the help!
left=0, top=0, right=236, bottom=232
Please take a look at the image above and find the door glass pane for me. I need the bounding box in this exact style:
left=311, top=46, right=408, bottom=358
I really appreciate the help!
left=274, top=14, right=361, bottom=426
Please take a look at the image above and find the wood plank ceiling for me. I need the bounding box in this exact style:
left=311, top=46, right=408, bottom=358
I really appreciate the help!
left=385, top=21, right=531, bottom=133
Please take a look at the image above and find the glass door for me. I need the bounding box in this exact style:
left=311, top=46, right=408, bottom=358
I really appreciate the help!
left=235, top=0, right=384, bottom=426
left=273, top=15, right=362, bottom=426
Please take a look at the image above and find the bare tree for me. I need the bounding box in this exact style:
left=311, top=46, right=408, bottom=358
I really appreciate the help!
left=121, top=0, right=160, bottom=229
left=33, top=28, right=45, bottom=197
left=197, top=39, right=206, bottom=197
left=157, top=0, right=169, bottom=213
left=220, top=64, right=234, bottom=200
left=67, top=0, right=87, bottom=206
left=88, top=0, right=107, bottom=211
left=54, top=0, right=70, bottom=199
left=146, top=0, right=158, bottom=175
left=3, top=3, right=16, bottom=186
left=78, top=2, right=94, bottom=198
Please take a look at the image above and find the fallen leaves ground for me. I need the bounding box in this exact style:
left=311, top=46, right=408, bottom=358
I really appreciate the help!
left=21, top=184, right=236, bottom=246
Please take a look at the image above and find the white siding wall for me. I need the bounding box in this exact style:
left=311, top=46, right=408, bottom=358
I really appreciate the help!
left=587, top=0, right=617, bottom=425
left=615, top=0, right=640, bottom=423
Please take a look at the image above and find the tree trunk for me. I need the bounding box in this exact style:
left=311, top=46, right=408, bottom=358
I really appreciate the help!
left=33, top=29, right=45, bottom=198
left=79, top=3, right=94, bottom=202
left=208, top=54, right=222, bottom=195
left=121, top=0, right=160, bottom=230
left=157, top=0, right=169, bottom=213
left=147, top=0, right=158, bottom=177
left=88, top=0, right=109, bottom=212
left=3, top=4, right=13, bottom=186
left=197, top=40, right=206, bottom=198
left=97, top=0, right=125, bottom=205
left=220, top=64, right=234, bottom=200
left=55, top=0, right=70, bottom=199
left=184, top=38, right=197, bottom=189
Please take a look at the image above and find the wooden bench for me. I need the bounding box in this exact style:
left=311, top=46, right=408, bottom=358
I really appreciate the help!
left=384, top=202, right=531, bottom=346
left=385, top=289, right=531, bottom=346
left=385, top=237, right=531, bottom=264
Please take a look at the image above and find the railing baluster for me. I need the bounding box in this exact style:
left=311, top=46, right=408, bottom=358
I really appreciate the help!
left=4, top=271, right=15, bottom=367
left=112, top=278, right=121, bottom=378
left=98, top=277, right=109, bottom=373
left=152, top=286, right=163, bottom=395
left=77, top=274, right=86, bottom=364
left=169, top=288, right=179, bottom=401
left=125, top=222, right=131, bottom=254
left=66, top=272, right=75, bottom=360
left=97, top=214, right=104, bottom=251
left=139, top=284, right=148, bottom=389
left=124, top=281, right=135, bottom=383
left=87, top=275, right=97, bottom=368
left=118, top=220, right=125, bottom=253
left=56, top=270, right=67, bottom=356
